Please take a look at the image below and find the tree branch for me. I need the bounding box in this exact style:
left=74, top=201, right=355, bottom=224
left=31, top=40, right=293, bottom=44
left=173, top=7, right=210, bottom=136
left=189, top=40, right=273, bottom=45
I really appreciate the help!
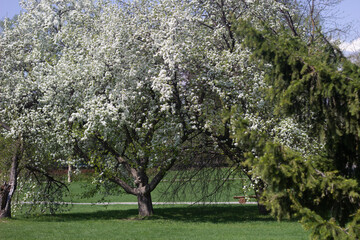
left=117, top=156, right=138, bottom=179
left=149, top=157, right=177, bottom=192
left=196, top=20, right=214, bottom=30
left=74, top=138, right=137, bottom=195
left=94, top=132, right=121, bottom=158
left=0, top=122, right=10, bottom=131
left=25, top=164, right=69, bottom=191
left=109, top=176, right=136, bottom=195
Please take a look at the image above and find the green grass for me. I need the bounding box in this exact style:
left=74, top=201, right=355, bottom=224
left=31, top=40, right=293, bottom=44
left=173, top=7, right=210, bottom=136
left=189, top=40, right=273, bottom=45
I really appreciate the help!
left=0, top=205, right=308, bottom=240
left=2, top=172, right=309, bottom=239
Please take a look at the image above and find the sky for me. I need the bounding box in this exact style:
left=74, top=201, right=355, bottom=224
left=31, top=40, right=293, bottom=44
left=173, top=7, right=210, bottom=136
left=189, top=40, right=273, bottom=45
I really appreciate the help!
left=0, top=0, right=360, bottom=52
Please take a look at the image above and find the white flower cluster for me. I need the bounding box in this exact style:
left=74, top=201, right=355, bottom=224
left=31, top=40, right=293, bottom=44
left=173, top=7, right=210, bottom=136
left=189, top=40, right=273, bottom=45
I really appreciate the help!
left=272, top=117, right=324, bottom=157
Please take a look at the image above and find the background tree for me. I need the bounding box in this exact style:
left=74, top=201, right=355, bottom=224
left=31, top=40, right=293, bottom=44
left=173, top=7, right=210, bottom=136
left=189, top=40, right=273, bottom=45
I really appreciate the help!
left=0, top=124, right=68, bottom=218
left=0, top=1, right=70, bottom=218
left=0, top=128, right=22, bottom=218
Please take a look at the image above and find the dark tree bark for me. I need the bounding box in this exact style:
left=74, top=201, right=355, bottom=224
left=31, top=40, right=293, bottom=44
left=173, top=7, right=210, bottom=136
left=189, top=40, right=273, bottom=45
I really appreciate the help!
left=0, top=139, right=22, bottom=218
left=137, top=191, right=154, bottom=217
left=255, top=191, right=270, bottom=215
left=0, top=184, right=11, bottom=217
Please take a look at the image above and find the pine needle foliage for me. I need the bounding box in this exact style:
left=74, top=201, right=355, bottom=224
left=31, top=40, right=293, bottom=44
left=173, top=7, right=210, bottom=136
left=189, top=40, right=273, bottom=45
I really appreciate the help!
left=234, top=18, right=360, bottom=239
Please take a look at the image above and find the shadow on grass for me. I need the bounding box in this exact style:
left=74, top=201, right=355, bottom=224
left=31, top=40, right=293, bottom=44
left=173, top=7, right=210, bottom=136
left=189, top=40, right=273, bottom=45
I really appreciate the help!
left=150, top=205, right=275, bottom=223
left=21, top=205, right=284, bottom=224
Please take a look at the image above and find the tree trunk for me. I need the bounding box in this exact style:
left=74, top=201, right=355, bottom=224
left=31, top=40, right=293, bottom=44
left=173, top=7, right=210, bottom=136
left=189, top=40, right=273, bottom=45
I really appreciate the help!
left=0, top=139, right=21, bottom=219
left=0, top=164, right=18, bottom=219
left=0, top=183, right=11, bottom=218
left=67, top=164, right=72, bottom=183
left=255, top=186, right=270, bottom=215
left=257, top=202, right=269, bottom=215
left=137, top=192, right=154, bottom=217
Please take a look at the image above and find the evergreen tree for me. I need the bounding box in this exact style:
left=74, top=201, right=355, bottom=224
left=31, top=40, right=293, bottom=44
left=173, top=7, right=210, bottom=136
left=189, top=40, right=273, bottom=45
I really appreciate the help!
left=234, top=11, right=360, bottom=239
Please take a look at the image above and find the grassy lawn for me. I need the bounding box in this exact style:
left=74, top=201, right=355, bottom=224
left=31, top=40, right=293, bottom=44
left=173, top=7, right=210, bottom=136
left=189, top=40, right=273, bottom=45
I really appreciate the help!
left=0, top=205, right=308, bottom=240
left=0, top=171, right=309, bottom=239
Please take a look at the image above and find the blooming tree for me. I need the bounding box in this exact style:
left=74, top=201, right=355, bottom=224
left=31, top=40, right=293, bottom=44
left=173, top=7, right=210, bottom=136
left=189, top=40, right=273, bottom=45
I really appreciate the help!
left=1, top=0, right=327, bottom=219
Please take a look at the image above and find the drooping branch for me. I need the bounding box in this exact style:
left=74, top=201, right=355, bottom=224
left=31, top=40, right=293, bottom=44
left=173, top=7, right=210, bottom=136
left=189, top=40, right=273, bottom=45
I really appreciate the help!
left=25, top=164, right=69, bottom=192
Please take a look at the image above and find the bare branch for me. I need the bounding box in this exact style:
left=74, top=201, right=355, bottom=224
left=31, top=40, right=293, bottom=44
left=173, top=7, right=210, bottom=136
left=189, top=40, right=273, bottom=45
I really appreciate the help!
left=196, top=20, right=214, bottom=30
